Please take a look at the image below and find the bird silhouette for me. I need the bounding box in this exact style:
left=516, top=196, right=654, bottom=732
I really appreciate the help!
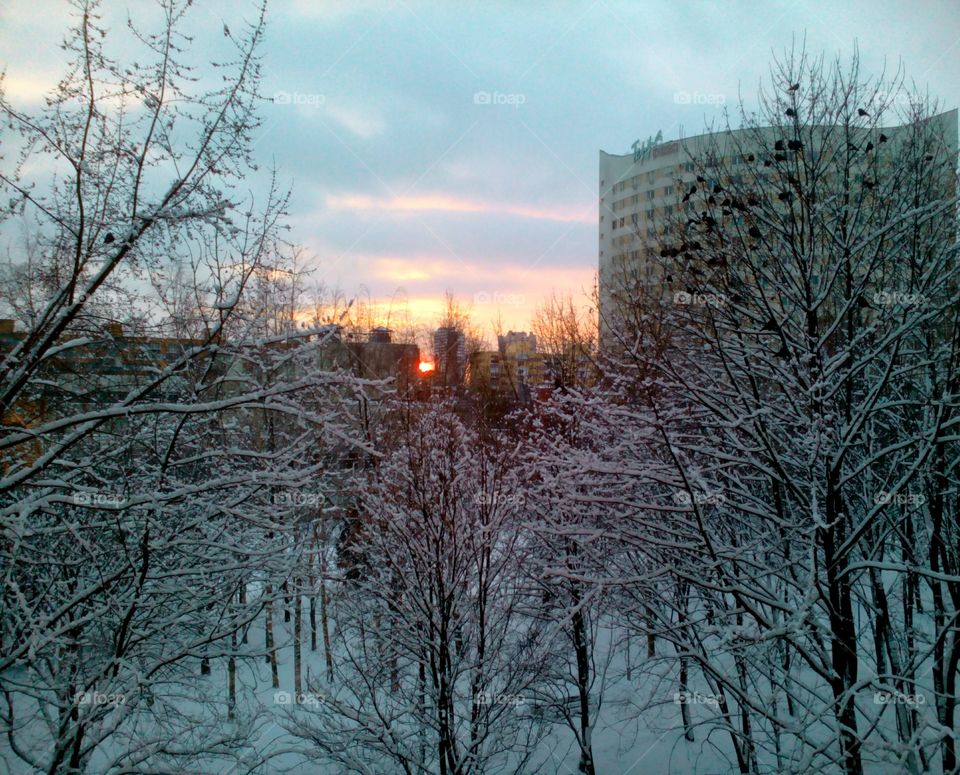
left=713, top=184, right=723, bottom=194
left=223, top=23, right=230, bottom=37
left=774, top=153, right=787, bottom=162
left=696, top=175, right=706, bottom=183
left=764, top=159, right=773, bottom=167
left=879, top=133, right=888, bottom=143
left=865, top=141, right=874, bottom=152
left=778, top=191, right=793, bottom=202
left=787, top=139, right=803, bottom=151
left=747, top=154, right=755, bottom=162
left=863, top=180, right=875, bottom=189
left=785, top=108, right=796, bottom=117
left=104, top=233, right=115, bottom=244
left=774, top=140, right=785, bottom=151
left=761, top=318, right=779, bottom=332
left=788, top=83, right=800, bottom=92
left=858, top=108, right=870, bottom=117
left=748, top=226, right=762, bottom=239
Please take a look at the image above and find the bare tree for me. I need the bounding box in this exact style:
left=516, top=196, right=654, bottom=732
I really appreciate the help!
left=592, top=46, right=959, bottom=775
left=288, top=400, right=545, bottom=774
left=0, top=3, right=367, bottom=772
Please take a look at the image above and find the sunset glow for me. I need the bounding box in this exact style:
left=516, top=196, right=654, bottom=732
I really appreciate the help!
left=418, top=361, right=436, bottom=373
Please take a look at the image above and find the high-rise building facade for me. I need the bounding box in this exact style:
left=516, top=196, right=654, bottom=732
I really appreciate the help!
left=598, top=110, right=958, bottom=345
left=433, top=326, right=466, bottom=387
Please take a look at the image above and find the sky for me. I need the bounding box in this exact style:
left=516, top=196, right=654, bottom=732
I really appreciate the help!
left=1, top=0, right=959, bottom=337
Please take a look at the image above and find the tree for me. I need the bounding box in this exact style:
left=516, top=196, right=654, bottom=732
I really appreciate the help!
left=530, top=290, right=599, bottom=390
left=598, top=46, right=959, bottom=774
left=0, top=2, right=366, bottom=772
left=288, top=400, right=545, bottom=774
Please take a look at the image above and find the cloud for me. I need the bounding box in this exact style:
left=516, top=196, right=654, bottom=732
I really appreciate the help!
left=324, top=192, right=593, bottom=224
left=0, top=71, right=62, bottom=105
left=324, top=103, right=386, bottom=138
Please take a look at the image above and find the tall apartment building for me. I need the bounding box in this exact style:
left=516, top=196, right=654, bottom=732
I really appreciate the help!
left=433, top=326, right=466, bottom=388
left=598, top=110, right=959, bottom=345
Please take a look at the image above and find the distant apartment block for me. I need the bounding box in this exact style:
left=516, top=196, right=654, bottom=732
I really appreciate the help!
left=470, top=330, right=547, bottom=401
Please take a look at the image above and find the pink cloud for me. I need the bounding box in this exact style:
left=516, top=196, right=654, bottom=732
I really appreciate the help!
left=325, top=193, right=593, bottom=224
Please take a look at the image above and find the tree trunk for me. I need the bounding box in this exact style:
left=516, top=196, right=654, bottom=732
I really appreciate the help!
left=239, top=579, right=248, bottom=645
left=572, top=594, right=596, bottom=774
left=265, top=584, right=279, bottom=688
left=318, top=524, right=334, bottom=681
left=679, top=655, right=694, bottom=742
left=309, top=573, right=317, bottom=652
left=228, top=631, right=237, bottom=721
left=294, top=575, right=302, bottom=698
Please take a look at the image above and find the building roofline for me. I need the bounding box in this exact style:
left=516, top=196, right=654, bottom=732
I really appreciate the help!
left=600, top=107, right=958, bottom=159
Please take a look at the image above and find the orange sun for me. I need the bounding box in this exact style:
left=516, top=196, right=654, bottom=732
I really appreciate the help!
left=418, top=361, right=436, bottom=374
